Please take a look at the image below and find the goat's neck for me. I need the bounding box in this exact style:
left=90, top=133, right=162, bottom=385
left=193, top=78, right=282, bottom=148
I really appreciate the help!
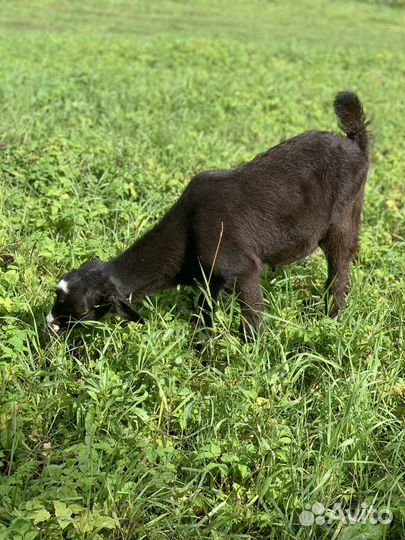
left=108, top=215, right=185, bottom=300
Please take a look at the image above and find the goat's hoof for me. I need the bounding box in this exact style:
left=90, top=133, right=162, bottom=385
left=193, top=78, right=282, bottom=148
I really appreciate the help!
left=239, top=323, right=263, bottom=343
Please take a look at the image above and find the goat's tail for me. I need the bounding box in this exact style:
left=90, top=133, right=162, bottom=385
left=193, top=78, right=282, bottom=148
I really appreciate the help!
left=334, top=91, right=369, bottom=157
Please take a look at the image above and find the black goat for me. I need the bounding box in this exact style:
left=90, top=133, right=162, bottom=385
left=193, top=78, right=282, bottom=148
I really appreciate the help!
left=47, top=91, right=369, bottom=339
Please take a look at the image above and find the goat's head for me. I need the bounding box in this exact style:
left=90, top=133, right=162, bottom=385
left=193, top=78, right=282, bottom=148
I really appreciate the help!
left=46, top=260, right=143, bottom=332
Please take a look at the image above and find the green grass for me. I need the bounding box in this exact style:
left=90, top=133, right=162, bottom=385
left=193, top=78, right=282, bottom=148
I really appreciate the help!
left=0, top=1, right=404, bottom=538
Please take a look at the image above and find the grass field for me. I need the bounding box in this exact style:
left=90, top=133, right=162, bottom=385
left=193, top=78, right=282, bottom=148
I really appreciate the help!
left=1, top=1, right=404, bottom=538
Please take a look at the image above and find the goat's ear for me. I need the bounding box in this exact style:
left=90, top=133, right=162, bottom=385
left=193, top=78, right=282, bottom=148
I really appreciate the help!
left=109, top=294, right=144, bottom=323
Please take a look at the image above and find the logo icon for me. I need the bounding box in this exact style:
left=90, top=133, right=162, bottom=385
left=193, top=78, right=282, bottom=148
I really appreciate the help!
left=298, top=501, right=392, bottom=527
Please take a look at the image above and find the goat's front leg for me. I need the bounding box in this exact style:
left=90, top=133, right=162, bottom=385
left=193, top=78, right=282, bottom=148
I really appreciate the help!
left=196, top=277, right=223, bottom=328
left=236, top=263, right=265, bottom=341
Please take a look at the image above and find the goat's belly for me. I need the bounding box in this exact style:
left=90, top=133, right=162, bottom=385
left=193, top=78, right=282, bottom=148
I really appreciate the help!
left=264, top=239, right=319, bottom=266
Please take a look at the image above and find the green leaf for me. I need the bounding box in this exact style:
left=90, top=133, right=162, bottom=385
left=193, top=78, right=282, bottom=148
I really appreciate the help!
left=54, top=501, right=73, bottom=530
left=220, top=453, right=240, bottom=464
left=339, top=438, right=356, bottom=448
left=210, top=444, right=222, bottom=458
left=54, top=501, right=72, bottom=519
left=236, top=463, right=250, bottom=479
left=32, top=508, right=51, bottom=525
left=338, top=523, right=386, bottom=540
left=203, top=462, right=228, bottom=475
left=95, top=515, right=118, bottom=530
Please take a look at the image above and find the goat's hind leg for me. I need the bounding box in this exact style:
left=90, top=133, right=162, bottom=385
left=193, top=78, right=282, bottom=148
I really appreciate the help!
left=320, top=220, right=360, bottom=317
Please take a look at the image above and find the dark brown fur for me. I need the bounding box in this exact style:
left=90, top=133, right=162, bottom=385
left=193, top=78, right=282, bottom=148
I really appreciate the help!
left=48, top=91, right=369, bottom=339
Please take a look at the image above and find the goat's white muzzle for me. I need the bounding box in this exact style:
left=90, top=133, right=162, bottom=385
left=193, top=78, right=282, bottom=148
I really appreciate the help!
left=46, top=311, right=60, bottom=332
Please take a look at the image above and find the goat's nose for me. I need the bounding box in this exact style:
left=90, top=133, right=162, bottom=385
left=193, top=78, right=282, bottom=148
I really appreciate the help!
left=46, top=311, right=61, bottom=332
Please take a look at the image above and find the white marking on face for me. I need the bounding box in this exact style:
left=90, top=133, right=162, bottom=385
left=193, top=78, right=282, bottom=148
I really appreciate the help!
left=57, top=279, right=69, bottom=294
